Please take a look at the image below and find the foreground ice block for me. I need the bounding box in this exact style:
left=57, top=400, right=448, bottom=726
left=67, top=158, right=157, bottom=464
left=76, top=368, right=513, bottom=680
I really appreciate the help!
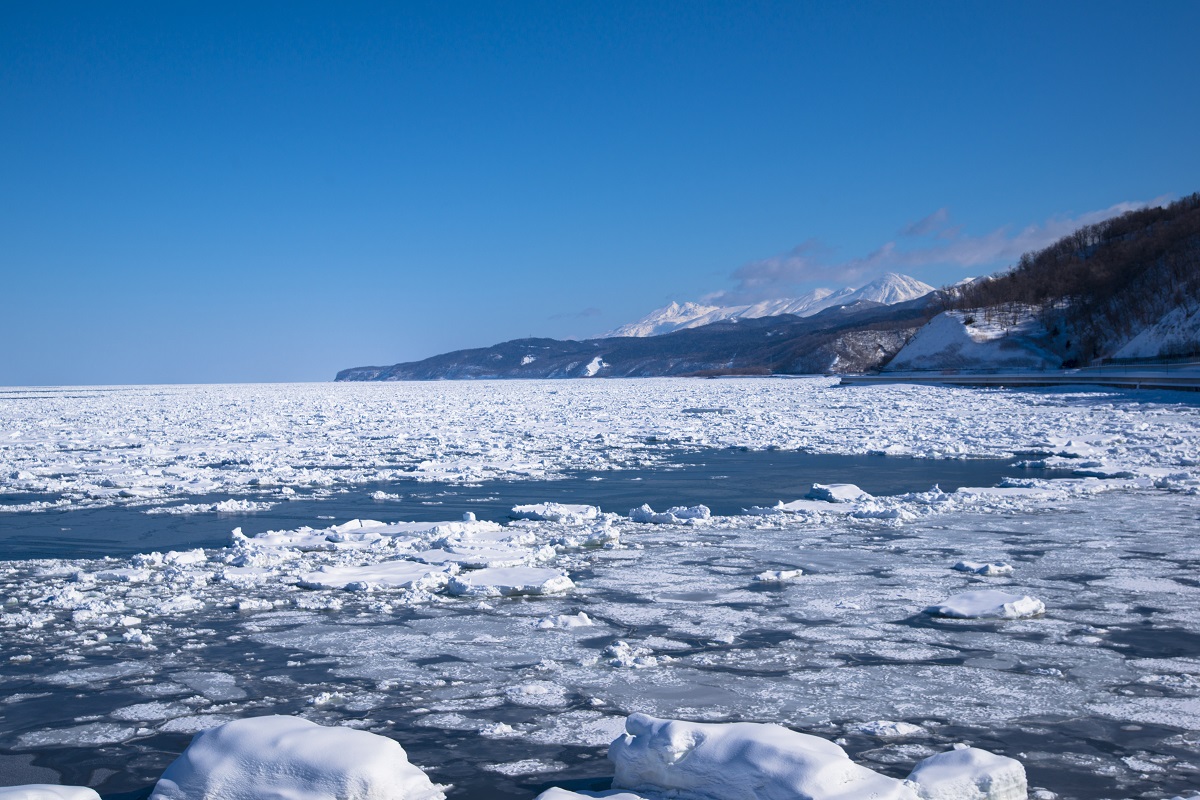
left=446, top=566, right=574, bottom=597
left=927, top=590, right=1044, bottom=619
left=628, top=504, right=711, bottom=524
left=805, top=483, right=872, bottom=503
left=148, top=715, right=445, bottom=800
left=608, top=713, right=918, bottom=800
left=906, top=746, right=1027, bottom=800
left=0, top=788, right=101, bottom=800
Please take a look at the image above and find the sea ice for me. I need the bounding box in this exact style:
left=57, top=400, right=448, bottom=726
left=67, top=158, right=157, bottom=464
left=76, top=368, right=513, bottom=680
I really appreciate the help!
left=927, top=590, right=1045, bottom=619
left=511, top=503, right=601, bottom=524
left=148, top=715, right=445, bottom=800
left=807, top=483, right=873, bottom=503
left=0, top=789, right=101, bottom=800
left=906, top=746, right=1027, bottom=800
left=953, top=561, right=1015, bottom=577
left=753, top=569, right=804, bottom=582
left=609, top=713, right=917, bottom=800
left=297, top=561, right=453, bottom=592
left=628, top=504, right=711, bottom=524
left=446, top=567, right=574, bottom=597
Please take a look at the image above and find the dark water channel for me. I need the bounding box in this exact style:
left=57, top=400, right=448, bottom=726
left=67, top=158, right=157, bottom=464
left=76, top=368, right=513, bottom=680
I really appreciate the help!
left=0, top=450, right=1075, bottom=560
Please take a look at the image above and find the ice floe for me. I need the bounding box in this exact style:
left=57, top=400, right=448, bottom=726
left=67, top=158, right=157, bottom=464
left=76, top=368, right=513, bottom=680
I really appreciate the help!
left=628, top=504, right=711, bottom=524
left=927, top=590, right=1046, bottom=619
left=148, top=716, right=444, bottom=800
left=906, top=745, right=1027, bottom=800
left=0, top=789, right=100, bottom=800
left=953, top=561, right=1015, bottom=577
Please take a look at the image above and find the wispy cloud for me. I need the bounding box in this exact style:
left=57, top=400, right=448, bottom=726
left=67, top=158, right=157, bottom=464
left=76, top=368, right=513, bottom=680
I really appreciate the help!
left=708, top=199, right=1165, bottom=305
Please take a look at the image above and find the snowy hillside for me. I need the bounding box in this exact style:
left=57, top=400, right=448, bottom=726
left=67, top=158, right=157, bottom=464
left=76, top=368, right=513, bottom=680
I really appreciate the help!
left=885, top=309, right=1061, bottom=372
left=603, top=273, right=934, bottom=338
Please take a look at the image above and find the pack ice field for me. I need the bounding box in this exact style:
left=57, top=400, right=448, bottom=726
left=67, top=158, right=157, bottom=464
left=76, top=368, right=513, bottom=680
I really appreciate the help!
left=1, top=379, right=1198, bottom=799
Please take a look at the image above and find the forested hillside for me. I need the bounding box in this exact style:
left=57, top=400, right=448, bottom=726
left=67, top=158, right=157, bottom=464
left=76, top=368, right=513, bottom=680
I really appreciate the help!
left=952, top=194, right=1200, bottom=364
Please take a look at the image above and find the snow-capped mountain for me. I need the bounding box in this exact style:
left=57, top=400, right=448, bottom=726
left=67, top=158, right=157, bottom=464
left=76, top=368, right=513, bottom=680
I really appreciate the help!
left=602, top=273, right=934, bottom=338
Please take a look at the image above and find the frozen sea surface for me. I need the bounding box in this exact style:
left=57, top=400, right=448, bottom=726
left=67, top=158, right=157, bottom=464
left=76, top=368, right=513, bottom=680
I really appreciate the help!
left=1, top=380, right=1199, bottom=799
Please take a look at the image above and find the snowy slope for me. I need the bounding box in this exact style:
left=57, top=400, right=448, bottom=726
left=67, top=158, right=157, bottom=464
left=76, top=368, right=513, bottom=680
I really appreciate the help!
left=884, top=309, right=1061, bottom=371
left=1112, top=302, right=1200, bottom=359
left=603, top=273, right=933, bottom=338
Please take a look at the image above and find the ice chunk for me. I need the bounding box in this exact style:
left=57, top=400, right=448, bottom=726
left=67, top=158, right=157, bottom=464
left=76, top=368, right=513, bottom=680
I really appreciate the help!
left=446, top=567, right=574, bottom=597
left=806, top=483, right=872, bottom=503
left=628, top=504, right=711, bottom=524
left=148, top=715, right=444, bottom=800
left=535, top=791, right=650, bottom=800
left=0, top=788, right=101, bottom=800
left=927, top=590, right=1044, bottom=619
left=906, top=746, right=1027, bottom=800
left=610, top=713, right=917, bottom=800
left=753, top=569, right=804, bottom=582
left=953, top=561, right=1014, bottom=577
left=536, top=612, right=595, bottom=629
left=297, top=561, right=452, bottom=592
left=511, top=503, right=601, bottom=524
left=854, top=720, right=926, bottom=738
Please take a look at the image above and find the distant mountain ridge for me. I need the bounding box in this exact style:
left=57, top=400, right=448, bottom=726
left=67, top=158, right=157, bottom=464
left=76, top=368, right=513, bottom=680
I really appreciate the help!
left=601, top=273, right=934, bottom=337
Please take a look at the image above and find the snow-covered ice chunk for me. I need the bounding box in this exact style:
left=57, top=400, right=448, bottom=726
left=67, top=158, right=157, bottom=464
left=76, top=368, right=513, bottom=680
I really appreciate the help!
left=297, top=561, right=452, bottom=592
left=511, top=503, right=601, bottom=524
left=927, top=590, right=1044, bottom=619
left=0, top=788, right=101, bottom=800
left=953, top=561, right=1014, bottom=577
left=536, top=612, right=595, bottom=630
left=446, top=567, right=574, bottom=597
left=535, top=791, right=649, bottom=800
left=148, top=715, right=445, bottom=800
left=610, top=713, right=916, bottom=800
left=854, top=720, right=926, bottom=738
left=906, top=745, right=1027, bottom=800
left=753, top=569, right=804, bottom=582
left=628, top=504, right=710, bottom=524
left=535, top=791, right=650, bottom=800
left=604, top=641, right=671, bottom=669
left=806, top=483, right=872, bottom=503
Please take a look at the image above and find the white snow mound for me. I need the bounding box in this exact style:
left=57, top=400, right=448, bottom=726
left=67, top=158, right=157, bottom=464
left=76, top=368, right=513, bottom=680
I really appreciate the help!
left=953, top=561, right=1014, bottom=577
left=447, top=567, right=574, bottom=597
left=927, top=590, right=1044, bottom=619
left=628, top=504, right=711, bottom=524
left=148, top=715, right=445, bottom=800
left=806, top=483, right=872, bottom=503
left=0, top=788, right=101, bottom=800
left=906, top=746, right=1027, bottom=800
left=511, top=503, right=601, bottom=524
left=609, top=713, right=917, bottom=800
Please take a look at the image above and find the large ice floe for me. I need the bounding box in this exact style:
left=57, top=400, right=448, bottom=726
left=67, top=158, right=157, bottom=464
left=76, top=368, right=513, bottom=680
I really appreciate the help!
left=148, top=715, right=445, bottom=800
left=2, top=379, right=1200, bottom=799
left=534, top=713, right=1025, bottom=800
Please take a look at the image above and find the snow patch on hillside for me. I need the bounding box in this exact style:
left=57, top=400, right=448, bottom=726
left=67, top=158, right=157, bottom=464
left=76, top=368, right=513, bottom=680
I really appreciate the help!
left=1113, top=302, right=1200, bottom=359
left=885, top=310, right=1060, bottom=371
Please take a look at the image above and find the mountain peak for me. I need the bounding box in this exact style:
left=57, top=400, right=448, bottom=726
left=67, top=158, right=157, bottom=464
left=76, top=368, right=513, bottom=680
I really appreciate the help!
left=600, top=274, right=934, bottom=338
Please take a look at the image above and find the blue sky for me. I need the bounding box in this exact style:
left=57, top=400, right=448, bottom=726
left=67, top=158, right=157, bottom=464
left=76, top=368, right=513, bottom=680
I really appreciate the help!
left=3, top=1, right=1198, bottom=385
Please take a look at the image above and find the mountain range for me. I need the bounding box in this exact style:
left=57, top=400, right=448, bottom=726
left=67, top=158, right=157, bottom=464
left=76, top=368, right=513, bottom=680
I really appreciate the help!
left=600, top=273, right=935, bottom=337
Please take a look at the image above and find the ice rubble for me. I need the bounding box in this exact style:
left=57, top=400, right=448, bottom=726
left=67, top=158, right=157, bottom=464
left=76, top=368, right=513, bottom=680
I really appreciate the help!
left=4, top=378, right=1195, bottom=515
left=927, top=590, right=1045, bottom=619
left=535, top=713, right=1026, bottom=800
left=953, top=561, right=1015, bottom=577
left=148, top=715, right=445, bottom=800
left=0, top=788, right=100, bottom=800
left=629, top=504, right=711, bottom=524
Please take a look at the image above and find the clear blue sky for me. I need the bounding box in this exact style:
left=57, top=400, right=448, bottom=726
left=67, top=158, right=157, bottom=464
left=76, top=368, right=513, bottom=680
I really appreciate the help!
left=4, top=1, right=1198, bottom=384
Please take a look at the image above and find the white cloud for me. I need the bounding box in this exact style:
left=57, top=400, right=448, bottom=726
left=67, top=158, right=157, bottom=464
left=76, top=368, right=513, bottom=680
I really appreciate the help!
left=709, top=199, right=1166, bottom=304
